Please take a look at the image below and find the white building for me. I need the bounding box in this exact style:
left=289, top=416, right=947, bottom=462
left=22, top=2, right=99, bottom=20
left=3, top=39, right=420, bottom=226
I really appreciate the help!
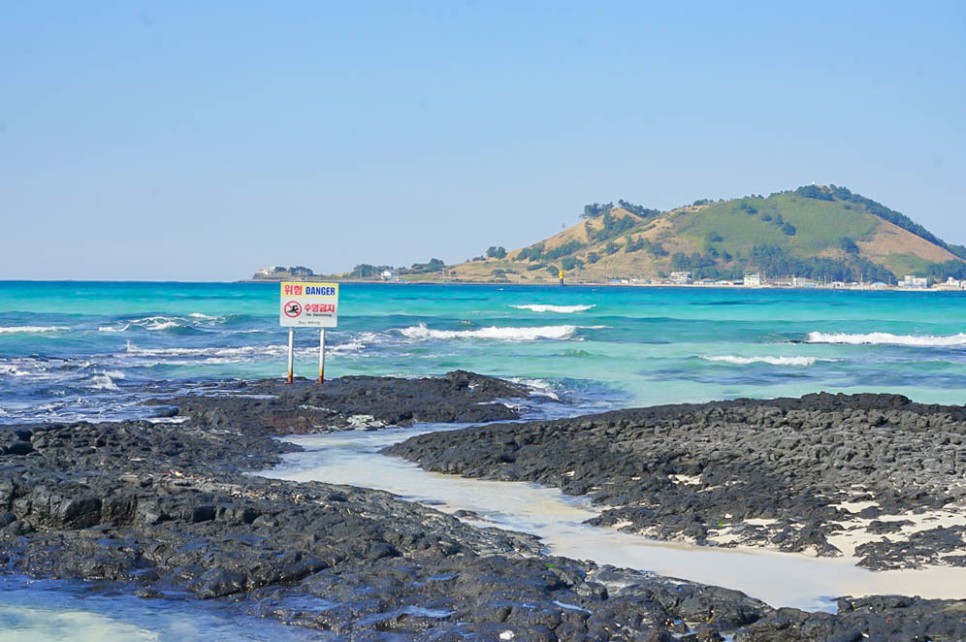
left=669, top=271, right=692, bottom=285
left=901, top=275, right=929, bottom=289
left=743, top=273, right=762, bottom=287
left=256, top=266, right=284, bottom=277
left=935, top=277, right=965, bottom=290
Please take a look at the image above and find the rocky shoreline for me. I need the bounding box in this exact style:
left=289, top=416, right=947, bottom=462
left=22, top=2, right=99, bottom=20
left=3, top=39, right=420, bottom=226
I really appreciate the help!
left=1, top=373, right=965, bottom=640
left=389, top=392, right=966, bottom=572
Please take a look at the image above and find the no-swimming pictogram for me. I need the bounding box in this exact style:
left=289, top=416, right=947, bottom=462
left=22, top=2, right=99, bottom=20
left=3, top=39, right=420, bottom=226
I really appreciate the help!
left=280, top=281, right=338, bottom=328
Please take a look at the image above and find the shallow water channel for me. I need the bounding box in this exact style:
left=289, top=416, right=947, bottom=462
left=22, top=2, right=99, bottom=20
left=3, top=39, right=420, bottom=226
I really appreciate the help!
left=0, top=576, right=318, bottom=642
left=264, top=422, right=966, bottom=612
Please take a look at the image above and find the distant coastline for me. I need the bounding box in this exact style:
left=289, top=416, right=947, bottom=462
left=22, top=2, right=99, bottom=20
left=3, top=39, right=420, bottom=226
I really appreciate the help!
left=243, top=274, right=966, bottom=292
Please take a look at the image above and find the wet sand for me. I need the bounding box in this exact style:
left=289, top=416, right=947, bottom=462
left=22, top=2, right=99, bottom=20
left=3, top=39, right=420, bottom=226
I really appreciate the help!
left=269, top=422, right=966, bottom=610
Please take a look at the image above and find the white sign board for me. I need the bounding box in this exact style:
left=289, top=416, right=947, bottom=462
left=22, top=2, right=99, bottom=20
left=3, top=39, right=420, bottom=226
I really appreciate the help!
left=279, top=282, right=339, bottom=328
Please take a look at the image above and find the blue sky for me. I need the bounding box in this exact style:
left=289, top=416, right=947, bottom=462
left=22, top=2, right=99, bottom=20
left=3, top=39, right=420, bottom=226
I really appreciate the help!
left=2, top=1, right=964, bottom=280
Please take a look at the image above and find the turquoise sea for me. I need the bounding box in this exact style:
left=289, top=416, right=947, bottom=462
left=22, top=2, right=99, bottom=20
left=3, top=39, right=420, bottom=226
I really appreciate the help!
left=1, top=281, right=965, bottom=638
left=1, top=281, right=965, bottom=426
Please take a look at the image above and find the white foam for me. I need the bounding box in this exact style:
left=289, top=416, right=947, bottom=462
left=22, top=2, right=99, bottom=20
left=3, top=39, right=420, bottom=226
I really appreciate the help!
left=703, top=355, right=820, bottom=367
left=129, top=316, right=186, bottom=331
left=146, top=320, right=180, bottom=331
left=98, top=324, right=131, bottom=332
left=121, top=343, right=330, bottom=368
left=806, top=331, right=966, bottom=347
left=512, top=378, right=561, bottom=400
left=0, top=605, right=159, bottom=642
left=397, top=323, right=579, bottom=342
left=86, top=374, right=120, bottom=391
left=124, top=343, right=283, bottom=358
left=328, top=331, right=385, bottom=355
left=511, top=304, right=596, bottom=313
left=0, top=326, right=69, bottom=334
left=0, top=364, right=29, bottom=377
left=329, top=340, right=366, bottom=355
left=145, top=416, right=190, bottom=424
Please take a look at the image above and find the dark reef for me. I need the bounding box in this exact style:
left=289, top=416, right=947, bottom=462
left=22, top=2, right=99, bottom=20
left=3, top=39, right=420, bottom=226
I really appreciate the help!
left=389, top=392, right=966, bottom=571
left=1, top=375, right=964, bottom=640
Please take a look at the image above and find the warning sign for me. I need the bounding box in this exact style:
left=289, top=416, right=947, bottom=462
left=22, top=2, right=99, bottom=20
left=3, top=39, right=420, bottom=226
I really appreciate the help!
left=279, top=282, right=339, bottom=328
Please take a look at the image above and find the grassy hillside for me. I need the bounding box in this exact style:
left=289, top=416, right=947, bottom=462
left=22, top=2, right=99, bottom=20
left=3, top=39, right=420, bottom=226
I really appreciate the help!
left=438, top=185, right=965, bottom=284
left=676, top=193, right=879, bottom=257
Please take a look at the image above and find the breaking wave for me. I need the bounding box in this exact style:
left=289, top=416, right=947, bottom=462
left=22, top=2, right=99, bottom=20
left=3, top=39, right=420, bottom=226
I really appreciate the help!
left=0, top=364, right=29, bottom=377
left=0, top=326, right=69, bottom=334
left=98, top=325, right=131, bottom=333
left=397, top=323, right=580, bottom=342
left=86, top=373, right=123, bottom=391
left=327, top=332, right=382, bottom=355
left=511, top=378, right=561, bottom=400
left=511, top=304, right=596, bottom=313
left=100, top=314, right=233, bottom=332
left=124, top=343, right=284, bottom=359
left=806, top=332, right=966, bottom=347
left=703, top=355, right=821, bottom=367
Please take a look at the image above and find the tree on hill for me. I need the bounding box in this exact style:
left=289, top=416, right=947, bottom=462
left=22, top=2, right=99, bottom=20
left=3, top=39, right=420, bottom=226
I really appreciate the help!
left=581, top=202, right=614, bottom=219
left=486, top=246, right=507, bottom=259
left=749, top=245, right=895, bottom=283
left=408, top=258, right=445, bottom=274
left=624, top=235, right=644, bottom=253
left=587, top=210, right=639, bottom=242
left=350, top=264, right=392, bottom=278
left=924, top=260, right=966, bottom=281
left=795, top=185, right=834, bottom=201
left=839, top=237, right=860, bottom=255
left=517, top=242, right=546, bottom=262
left=641, top=239, right=669, bottom=257
left=617, top=200, right=662, bottom=218
left=545, top=240, right=583, bottom=260
left=582, top=200, right=661, bottom=221
left=560, top=256, right=578, bottom=271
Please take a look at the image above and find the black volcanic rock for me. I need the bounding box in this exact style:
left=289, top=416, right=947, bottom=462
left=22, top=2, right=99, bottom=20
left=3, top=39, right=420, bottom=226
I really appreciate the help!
left=159, top=370, right=531, bottom=434
left=388, top=393, right=966, bottom=569
left=1, top=377, right=964, bottom=640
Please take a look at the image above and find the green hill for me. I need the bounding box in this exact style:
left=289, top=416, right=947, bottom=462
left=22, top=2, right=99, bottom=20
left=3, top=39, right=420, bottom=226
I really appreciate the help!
left=443, top=185, right=965, bottom=284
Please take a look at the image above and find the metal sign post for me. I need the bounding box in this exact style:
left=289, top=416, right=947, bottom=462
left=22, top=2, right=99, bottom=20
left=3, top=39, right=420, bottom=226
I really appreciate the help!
left=287, top=327, right=295, bottom=384
left=279, top=282, right=339, bottom=384
left=318, top=329, right=326, bottom=384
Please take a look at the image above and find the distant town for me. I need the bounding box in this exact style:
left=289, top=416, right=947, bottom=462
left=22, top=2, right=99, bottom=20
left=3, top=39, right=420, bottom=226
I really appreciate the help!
left=250, top=265, right=965, bottom=291
left=593, top=272, right=966, bottom=291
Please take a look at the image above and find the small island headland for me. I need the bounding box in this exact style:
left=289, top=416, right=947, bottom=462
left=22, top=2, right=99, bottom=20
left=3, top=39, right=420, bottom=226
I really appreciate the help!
left=1, top=373, right=964, bottom=640
left=251, top=185, right=966, bottom=292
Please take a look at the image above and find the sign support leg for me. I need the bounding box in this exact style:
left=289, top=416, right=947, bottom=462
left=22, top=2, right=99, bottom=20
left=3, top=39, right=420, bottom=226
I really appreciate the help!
left=286, top=327, right=295, bottom=384
left=318, top=328, right=326, bottom=384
